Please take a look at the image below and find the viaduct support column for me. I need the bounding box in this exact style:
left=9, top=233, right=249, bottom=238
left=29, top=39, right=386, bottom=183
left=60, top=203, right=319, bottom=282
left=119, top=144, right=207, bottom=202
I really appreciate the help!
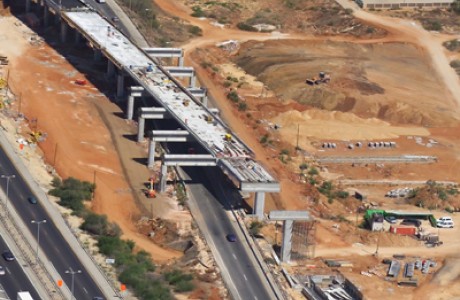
left=254, top=192, right=265, bottom=220
left=147, top=140, right=156, bottom=169
left=127, top=95, right=135, bottom=120
left=178, top=57, right=184, bottom=67
left=43, top=7, right=49, bottom=27
left=60, top=22, right=67, bottom=43
left=74, top=31, right=81, bottom=45
left=202, top=95, right=208, bottom=107
left=159, top=164, right=168, bottom=192
left=281, top=220, right=293, bottom=263
left=93, top=49, right=102, bottom=62
left=190, top=74, right=196, bottom=88
left=26, top=0, right=31, bottom=12
left=117, top=73, right=125, bottom=98
left=137, top=117, right=145, bottom=142
left=107, top=60, right=115, bottom=78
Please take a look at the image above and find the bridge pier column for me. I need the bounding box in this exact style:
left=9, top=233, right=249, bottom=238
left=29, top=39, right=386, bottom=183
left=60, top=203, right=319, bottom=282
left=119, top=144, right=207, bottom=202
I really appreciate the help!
left=190, top=74, right=196, bottom=88
left=147, top=140, right=156, bottom=169
left=254, top=192, right=265, bottom=220
left=281, top=220, right=293, bottom=263
left=93, top=49, right=102, bottom=62
left=60, top=22, right=68, bottom=43
left=107, top=60, right=115, bottom=78
left=26, top=0, right=31, bottom=13
left=117, top=73, right=125, bottom=98
left=126, top=95, right=135, bottom=120
left=74, top=31, right=81, bottom=45
left=178, top=57, right=184, bottom=67
left=202, top=95, right=208, bottom=107
left=159, top=164, right=168, bottom=192
left=137, top=117, right=145, bottom=142
left=43, top=7, right=49, bottom=27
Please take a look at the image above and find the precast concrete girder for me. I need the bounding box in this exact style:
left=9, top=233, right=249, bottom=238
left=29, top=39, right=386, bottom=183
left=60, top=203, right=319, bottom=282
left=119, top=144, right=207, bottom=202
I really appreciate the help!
left=187, top=87, right=208, bottom=106
left=240, top=182, right=281, bottom=193
left=163, top=154, right=216, bottom=167
left=143, top=47, right=184, bottom=66
left=138, top=107, right=170, bottom=120
left=164, top=66, right=196, bottom=87
left=150, top=130, right=191, bottom=142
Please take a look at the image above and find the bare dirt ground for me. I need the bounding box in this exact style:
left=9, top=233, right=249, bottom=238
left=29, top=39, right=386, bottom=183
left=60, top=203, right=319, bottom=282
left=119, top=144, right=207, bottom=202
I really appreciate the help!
left=0, top=17, right=181, bottom=262
left=152, top=0, right=460, bottom=298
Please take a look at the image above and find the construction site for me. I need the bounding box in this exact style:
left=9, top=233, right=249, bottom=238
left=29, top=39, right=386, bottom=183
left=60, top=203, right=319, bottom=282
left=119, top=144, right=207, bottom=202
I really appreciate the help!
left=1, top=0, right=460, bottom=299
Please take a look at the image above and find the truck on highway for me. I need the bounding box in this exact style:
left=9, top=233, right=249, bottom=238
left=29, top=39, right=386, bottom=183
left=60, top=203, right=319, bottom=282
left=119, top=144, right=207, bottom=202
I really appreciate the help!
left=17, top=292, right=33, bottom=300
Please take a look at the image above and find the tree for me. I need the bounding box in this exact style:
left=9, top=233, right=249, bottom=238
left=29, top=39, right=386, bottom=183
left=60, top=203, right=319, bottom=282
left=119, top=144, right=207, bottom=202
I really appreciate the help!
left=453, top=0, right=460, bottom=14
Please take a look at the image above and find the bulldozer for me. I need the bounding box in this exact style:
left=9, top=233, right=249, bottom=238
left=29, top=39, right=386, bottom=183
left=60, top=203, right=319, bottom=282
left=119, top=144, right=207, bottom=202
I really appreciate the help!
left=306, top=71, right=331, bottom=86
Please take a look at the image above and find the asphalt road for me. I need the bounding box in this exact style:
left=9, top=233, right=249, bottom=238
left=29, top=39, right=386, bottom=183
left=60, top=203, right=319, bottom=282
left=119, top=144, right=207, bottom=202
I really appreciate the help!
left=182, top=166, right=274, bottom=300
left=0, top=145, right=104, bottom=300
left=0, top=235, right=41, bottom=299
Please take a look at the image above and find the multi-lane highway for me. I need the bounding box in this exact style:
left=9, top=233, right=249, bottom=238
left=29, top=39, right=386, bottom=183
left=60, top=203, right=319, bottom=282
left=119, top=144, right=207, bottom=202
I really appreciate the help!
left=0, top=144, right=104, bottom=300
left=0, top=234, right=40, bottom=299
left=183, top=166, right=275, bottom=300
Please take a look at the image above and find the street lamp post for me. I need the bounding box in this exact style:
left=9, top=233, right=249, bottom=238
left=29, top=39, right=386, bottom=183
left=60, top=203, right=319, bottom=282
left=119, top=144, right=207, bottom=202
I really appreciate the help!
left=1, top=174, right=15, bottom=219
left=65, top=268, right=82, bottom=300
left=31, top=219, right=47, bottom=264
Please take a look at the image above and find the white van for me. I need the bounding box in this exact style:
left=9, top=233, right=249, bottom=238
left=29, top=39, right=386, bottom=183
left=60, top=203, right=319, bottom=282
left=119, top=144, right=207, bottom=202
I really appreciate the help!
left=96, top=0, right=106, bottom=3
left=437, top=216, right=454, bottom=228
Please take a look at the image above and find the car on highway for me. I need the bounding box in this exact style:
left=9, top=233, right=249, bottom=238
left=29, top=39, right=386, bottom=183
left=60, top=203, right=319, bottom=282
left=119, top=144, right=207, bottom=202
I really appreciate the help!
left=92, top=297, right=104, bottom=300
left=437, top=216, right=454, bottom=228
left=27, top=196, right=37, bottom=204
left=2, top=250, right=15, bottom=262
left=111, top=16, right=119, bottom=22
left=0, top=266, right=5, bottom=275
left=226, top=234, right=237, bottom=242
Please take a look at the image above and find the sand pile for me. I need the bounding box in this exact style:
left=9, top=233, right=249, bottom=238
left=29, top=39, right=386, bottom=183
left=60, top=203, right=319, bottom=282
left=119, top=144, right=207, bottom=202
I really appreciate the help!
left=271, top=109, right=429, bottom=143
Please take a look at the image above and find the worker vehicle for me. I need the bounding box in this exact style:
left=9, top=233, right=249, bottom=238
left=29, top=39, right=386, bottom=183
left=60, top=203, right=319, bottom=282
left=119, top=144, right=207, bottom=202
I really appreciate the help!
left=437, top=217, right=454, bottom=228
left=384, top=216, right=397, bottom=224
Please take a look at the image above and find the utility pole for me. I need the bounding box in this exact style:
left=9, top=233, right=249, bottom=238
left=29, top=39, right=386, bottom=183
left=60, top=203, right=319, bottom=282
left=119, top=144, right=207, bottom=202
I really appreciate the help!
left=65, top=268, right=81, bottom=300
left=1, top=174, right=15, bottom=219
left=92, top=171, right=96, bottom=200
left=31, top=219, right=47, bottom=264
left=53, top=143, right=58, bottom=167
left=296, top=124, right=300, bottom=150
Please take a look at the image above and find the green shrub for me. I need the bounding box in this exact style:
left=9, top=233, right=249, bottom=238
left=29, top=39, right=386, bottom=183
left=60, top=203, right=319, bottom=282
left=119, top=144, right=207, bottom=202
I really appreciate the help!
left=237, top=22, right=257, bottom=32
left=238, top=102, right=248, bottom=111
left=335, top=190, right=350, bottom=199
left=81, top=213, right=121, bottom=237
left=227, top=91, right=240, bottom=102
left=223, top=81, right=232, bottom=88
left=49, top=177, right=95, bottom=215
left=164, top=269, right=194, bottom=292
left=249, top=221, right=263, bottom=236
left=191, top=6, right=205, bottom=17
left=299, top=163, right=309, bottom=171
left=308, top=167, right=319, bottom=176
left=260, top=134, right=269, bottom=145
left=188, top=25, right=203, bottom=36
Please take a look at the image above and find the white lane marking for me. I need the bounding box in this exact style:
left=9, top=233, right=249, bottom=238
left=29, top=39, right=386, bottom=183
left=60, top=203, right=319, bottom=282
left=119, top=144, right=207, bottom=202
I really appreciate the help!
left=243, top=274, right=247, bottom=281
left=5, top=267, right=11, bottom=275
left=232, top=253, right=237, bottom=260
left=83, top=287, right=88, bottom=294
left=254, top=297, right=258, bottom=300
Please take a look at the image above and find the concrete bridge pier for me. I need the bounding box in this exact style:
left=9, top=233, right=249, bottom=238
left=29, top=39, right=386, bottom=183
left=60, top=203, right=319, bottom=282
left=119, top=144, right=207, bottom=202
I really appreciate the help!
left=107, top=60, right=115, bottom=78
left=60, top=22, right=68, bottom=43
left=159, top=164, right=168, bottom=192
left=43, top=7, right=49, bottom=27
left=137, top=117, right=145, bottom=142
left=116, top=72, right=125, bottom=98
left=26, top=0, right=31, bottom=12
left=281, top=220, right=293, bottom=262
left=93, top=49, right=102, bottom=62
left=254, top=192, right=265, bottom=220
left=74, top=31, right=81, bottom=45
left=147, top=140, right=156, bottom=169
left=126, top=87, right=143, bottom=120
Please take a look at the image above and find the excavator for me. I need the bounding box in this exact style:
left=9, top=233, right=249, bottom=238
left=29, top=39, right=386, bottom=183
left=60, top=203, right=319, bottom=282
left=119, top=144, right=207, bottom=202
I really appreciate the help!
left=306, top=72, right=331, bottom=86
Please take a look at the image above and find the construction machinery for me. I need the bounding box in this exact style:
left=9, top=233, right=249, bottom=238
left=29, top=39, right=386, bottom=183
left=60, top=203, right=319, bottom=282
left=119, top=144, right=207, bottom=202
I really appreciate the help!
left=306, top=71, right=331, bottom=86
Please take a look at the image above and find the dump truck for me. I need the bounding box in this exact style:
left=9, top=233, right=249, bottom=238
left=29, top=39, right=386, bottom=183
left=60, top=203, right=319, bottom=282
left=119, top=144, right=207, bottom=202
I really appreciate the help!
left=17, top=291, right=34, bottom=300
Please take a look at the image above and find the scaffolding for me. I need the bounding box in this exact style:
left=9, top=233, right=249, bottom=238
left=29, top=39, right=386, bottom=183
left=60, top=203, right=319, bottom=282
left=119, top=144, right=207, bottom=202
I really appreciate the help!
left=291, top=220, right=317, bottom=261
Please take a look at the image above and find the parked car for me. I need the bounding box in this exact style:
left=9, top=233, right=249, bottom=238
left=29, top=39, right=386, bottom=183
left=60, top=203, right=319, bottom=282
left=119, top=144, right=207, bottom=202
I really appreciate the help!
left=2, top=250, right=15, bottom=262
left=384, top=216, right=397, bottom=224
left=401, top=219, right=422, bottom=227
left=27, top=196, right=37, bottom=204
left=437, top=217, right=454, bottom=228
left=0, top=266, right=5, bottom=275
left=226, top=234, right=237, bottom=242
